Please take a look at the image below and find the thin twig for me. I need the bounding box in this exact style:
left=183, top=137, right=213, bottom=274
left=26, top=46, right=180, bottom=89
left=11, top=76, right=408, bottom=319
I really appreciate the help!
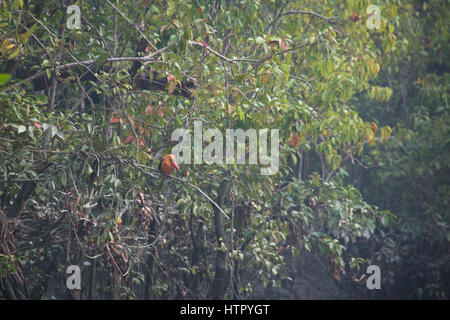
left=279, top=10, right=338, bottom=22
left=189, top=41, right=309, bottom=64
left=189, top=41, right=260, bottom=64
left=105, top=0, right=157, bottom=51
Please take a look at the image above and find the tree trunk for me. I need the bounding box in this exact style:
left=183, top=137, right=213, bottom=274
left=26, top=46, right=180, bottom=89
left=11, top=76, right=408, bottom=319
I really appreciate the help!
left=211, top=180, right=229, bottom=299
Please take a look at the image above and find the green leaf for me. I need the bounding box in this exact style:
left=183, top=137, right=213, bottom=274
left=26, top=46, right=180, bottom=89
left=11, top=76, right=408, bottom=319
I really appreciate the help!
left=50, top=125, right=58, bottom=138
left=19, top=23, right=37, bottom=45
left=166, top=1, right=177, bottom=18
left=46, top=68, right=52, bottom=80
left=7, top=47, right=20, bottom=60
left=0, top=73, right=11, bottom=86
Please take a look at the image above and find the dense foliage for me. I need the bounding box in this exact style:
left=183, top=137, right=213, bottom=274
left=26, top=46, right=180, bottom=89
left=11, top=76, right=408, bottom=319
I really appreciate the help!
left=354, top=0, right=449, bottom=299
left=0, top=0, right=447, bottom=299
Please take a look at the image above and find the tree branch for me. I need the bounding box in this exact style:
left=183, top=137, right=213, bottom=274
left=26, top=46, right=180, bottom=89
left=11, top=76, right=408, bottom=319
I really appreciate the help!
left=279, top=10, right=338, bottom=22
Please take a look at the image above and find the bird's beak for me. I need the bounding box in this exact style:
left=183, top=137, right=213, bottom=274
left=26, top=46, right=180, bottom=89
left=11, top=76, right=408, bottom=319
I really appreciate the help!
left=172, top=162, right=179, bottom=171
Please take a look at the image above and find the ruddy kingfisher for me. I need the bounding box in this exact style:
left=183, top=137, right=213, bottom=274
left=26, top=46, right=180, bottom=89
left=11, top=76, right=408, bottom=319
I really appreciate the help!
left=158, top=154, right=179, bottom=175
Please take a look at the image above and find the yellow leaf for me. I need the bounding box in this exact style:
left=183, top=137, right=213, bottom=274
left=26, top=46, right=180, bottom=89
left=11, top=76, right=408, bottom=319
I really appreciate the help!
left=374, top=63, right=380, bottom=74
left=2, top=38, right=12, bottom=53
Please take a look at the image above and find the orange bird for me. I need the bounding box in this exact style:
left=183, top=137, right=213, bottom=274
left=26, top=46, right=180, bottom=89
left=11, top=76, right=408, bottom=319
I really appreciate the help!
left=159, top=154, right=179, bottom=175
